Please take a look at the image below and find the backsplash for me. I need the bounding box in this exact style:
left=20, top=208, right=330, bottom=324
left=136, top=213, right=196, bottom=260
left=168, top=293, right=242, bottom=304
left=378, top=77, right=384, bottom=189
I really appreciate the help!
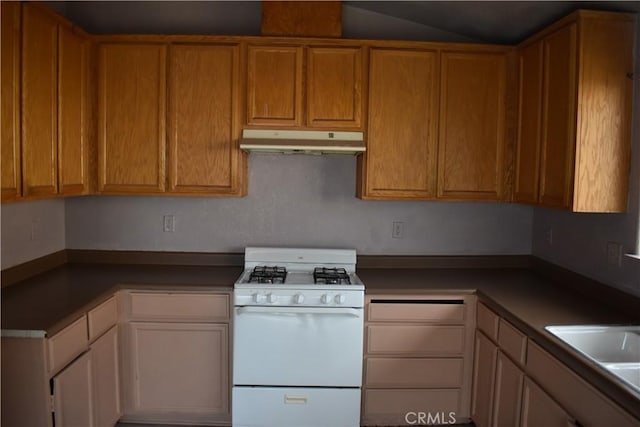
left=64, top=155, right=533, bottom=256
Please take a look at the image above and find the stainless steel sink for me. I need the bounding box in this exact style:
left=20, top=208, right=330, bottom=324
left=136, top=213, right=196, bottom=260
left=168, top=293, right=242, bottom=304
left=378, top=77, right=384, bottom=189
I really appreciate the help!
left=545, top=325, right=640, bottom=393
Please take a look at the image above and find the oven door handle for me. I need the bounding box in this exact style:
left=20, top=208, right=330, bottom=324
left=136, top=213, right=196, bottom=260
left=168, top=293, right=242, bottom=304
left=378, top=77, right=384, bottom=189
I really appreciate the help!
left=236, top=306, right=362, bottom=317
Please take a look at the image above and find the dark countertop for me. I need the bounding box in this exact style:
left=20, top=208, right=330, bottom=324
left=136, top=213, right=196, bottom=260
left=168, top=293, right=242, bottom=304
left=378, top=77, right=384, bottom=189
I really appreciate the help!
left=2, top=263, right=639, bottom=420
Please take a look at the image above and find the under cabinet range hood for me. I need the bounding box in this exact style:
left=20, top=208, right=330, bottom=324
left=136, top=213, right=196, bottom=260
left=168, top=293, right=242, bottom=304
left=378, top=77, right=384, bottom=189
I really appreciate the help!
left=240, top=130, right=365, bottom=155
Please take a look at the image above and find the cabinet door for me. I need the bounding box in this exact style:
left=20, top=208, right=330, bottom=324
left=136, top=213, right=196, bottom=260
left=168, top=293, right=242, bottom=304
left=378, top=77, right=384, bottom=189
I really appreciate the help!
left=246, top=45, right=303, bottom=126
left=1, top=1, right=21, bottom=201
left=58, top=24, right=88, bottom=195
left=520, top=378, right=571, bottom=427
left=514, top=41, right=543, bottom=204
left=21, top=4, right=58, bottom=197
left=471, top=331, right=498, bottom=427
left=124, top=322, right=229, bottom=423
left=307, top=46, right=362, bottom=129
left=492, top=351, right=524, bottom=427
left=98, top=43, right=166, bottom=193
left=361, top=48, right=438, bottom=199
left=53, top=351, right=93, bottom=427
left=539, top=24, right=577, bottom=208
left=438, top=51, right=507, bottom=200
left=91, top=326, right=120, bottom=427
left=168, top=43, right=244, bottom=195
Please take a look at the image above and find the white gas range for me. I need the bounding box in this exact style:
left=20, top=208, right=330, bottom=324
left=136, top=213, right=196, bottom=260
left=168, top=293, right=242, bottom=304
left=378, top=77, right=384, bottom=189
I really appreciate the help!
left=232, top=247, right=365, bottom=427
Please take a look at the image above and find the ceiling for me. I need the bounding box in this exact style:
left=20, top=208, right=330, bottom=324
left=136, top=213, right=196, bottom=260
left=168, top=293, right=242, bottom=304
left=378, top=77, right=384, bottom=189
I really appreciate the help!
left=51, top=1, right=640, bottom=45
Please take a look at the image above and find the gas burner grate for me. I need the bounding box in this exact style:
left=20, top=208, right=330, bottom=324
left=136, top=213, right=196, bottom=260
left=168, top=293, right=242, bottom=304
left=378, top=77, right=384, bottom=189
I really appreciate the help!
left=248, top=266, right=287, bottom=284
left=313, top=267, right=351, bottom=285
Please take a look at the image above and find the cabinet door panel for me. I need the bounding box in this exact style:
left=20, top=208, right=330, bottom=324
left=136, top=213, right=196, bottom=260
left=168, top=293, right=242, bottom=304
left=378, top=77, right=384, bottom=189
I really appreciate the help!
left=1, top=1, right=21, bottom=201
left=247, top=45, right=302, bottom=126
left=99, top=43, right=166, bottom=193
left=168, top=43, right=243, bottom=194
left=307, top=47, right=362, bottom=128
left=58, top=24, right=88, bottom=195
left=514, top=41, right=543, bottom=203
left=364, top=48, right=438, bottom=199
left=539, top=24, right=577, bottom=208
left=91, top=326, right=120, bottom=427
left=53, top=351, right=93, bottom=427
left=438, top=52, right=506, bottom=200
left=21, top=4, right=58, bottom=197
left=471, top=331, right=497, bottom=427
left=492, top=351, right=524, bottom=427
left=124, top=322, right=229, bottom=421
left=520, top=378, right=570, bottom=427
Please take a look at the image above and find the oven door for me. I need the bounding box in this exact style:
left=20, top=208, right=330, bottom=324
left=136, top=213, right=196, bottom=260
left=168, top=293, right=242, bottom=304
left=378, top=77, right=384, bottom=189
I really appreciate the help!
left=233, top=305, right=364, bottom=387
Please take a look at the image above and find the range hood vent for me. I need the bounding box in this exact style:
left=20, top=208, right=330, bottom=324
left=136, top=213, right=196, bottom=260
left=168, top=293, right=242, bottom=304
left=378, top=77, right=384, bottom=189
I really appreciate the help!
left=240, top=130, right=365, bottom=155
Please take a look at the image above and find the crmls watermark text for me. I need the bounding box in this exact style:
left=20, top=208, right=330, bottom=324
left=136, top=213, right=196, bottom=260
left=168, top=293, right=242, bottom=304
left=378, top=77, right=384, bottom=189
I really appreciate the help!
left=405, top=411, right=457, bottom=425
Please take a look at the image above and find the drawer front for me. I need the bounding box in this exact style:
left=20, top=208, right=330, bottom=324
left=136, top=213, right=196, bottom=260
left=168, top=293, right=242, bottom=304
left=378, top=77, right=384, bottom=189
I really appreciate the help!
left=476, top=302, right=499, bottom=341
left=88, top=296, right=118, bottom=341
left=368, top=300, right=465, bottom=324
left=363, top=389, right=461, bottom=425
left=497, top=319, right=527, bottom=365
left=127, top=292, right=230, bottom=321
left=366, top=357, right=464, bottom=388
left=367, top=325, right=465, bottom=355
left=526, top=342, right=638, bottom=427
left=48, top=316, right=89, bottom=375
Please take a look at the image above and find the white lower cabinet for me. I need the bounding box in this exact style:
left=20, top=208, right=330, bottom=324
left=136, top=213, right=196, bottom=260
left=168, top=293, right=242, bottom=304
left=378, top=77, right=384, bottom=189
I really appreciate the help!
left=53, top=351, right=94, bottom=427
left=520, top=377, right=571, bottom=427
left=91, top=326, right=121, bottom=427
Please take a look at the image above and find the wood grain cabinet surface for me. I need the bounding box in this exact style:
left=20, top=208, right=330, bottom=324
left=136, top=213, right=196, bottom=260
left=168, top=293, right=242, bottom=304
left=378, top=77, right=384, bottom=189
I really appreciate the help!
left=515, top=11, right=635, bottom=212
left=362, top=295, right=476, bottom=426
left=246, top=43, right=363, bottom=130
left=1, top=1, right=22, bottom=201
left=359, top=47, right=439, bottom=199
left=168, top=43, right=245, bottom=195
left=20, top=3, right=89, bottom=199
left=98, top=42, right=167, bottom=194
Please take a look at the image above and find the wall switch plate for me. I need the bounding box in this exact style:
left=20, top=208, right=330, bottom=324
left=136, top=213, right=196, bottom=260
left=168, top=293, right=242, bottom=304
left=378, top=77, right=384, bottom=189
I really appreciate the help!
left=606, top=241, right=622, bottom=267
left=30, top=220, right=40, bottom=241
left=163, top=215, right=175, bottom=233
left=544, top=228, right=553, bottom=246
left=392, top=221, right=404, bottom=239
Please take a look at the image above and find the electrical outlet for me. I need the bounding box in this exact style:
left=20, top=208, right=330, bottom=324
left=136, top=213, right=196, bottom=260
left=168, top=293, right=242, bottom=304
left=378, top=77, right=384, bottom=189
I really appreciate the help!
left=392, top=221, right=404, bottom=239
left=30, top=220, right=40, bottom=241
left=606, top=241, right=622, bottom=267
left=544, top=228, right=553, bottom=246
left=163, top=215, right=175, bottom=233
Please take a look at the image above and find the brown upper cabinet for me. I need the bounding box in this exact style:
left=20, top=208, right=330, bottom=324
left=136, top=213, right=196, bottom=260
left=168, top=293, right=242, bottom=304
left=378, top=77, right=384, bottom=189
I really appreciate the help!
left=168, top=43, right=246, bottom=196
left=1, top=1, right=21, bottom=202
left=246, top=43, right=363, bottom=129
left=515, top=11, right=635, bottom=212
left=20, top=3, right=89, bottom=199
left=358, top=47, right=439, bottom=199
left=437, top=51, right=509, bottom=201
left=98, top=42, right=167, bottom=194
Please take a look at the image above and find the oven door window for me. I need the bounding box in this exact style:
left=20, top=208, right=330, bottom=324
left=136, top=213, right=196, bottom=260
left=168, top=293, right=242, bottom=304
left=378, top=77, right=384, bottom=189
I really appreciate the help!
left=233, top=306, right=364, bottom=387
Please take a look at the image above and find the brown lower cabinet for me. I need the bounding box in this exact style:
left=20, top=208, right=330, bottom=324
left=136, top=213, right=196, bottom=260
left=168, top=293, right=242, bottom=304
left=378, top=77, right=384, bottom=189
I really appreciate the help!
left=472, top=302, right=639, bottom=427
left=362, top=294, right=476, bottom=426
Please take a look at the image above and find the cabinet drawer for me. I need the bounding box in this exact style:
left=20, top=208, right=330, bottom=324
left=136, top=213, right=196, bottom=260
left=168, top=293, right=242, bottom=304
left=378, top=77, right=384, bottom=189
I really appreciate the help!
left=363, top=389, right=461, bottom=425
left=367, top=325, right=465, bottom=355
left=48, top=316, right=89, bottom=375
left=88, top=296, right=118, bottom=341
left=497, top=319, right=527, bottom=365
left=366, top=357, right=463, bottom=388
left=526, top=342, right=638, bottom=427
left=126, top=292, right=230, bottom=322
left=477, top=302, right=499, bottom=341
left=368, top=300, right=465, bottom=324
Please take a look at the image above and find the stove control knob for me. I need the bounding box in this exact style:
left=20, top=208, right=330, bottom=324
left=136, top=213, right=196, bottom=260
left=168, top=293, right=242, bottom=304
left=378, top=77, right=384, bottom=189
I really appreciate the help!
left=253, top=293, right=264, bottom=303
left=294, top=294, right=305, bottom=304
left=335, top=294, right=346, bottom=305
left=267, top=293, right=278, bottom=304
left=321, top=294, right=331, bottom=304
